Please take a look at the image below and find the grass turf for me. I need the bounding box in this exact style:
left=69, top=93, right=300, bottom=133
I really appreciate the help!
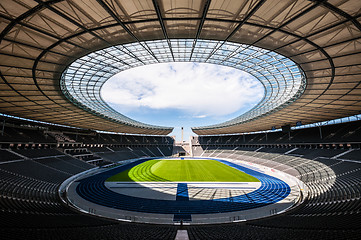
left=106, top=159, right=259, bottom=182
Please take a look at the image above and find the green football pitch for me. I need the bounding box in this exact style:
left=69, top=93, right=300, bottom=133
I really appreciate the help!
left=106, top=159, right=259, bottom=182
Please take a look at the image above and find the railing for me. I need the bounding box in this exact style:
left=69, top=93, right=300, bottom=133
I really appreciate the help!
left=60, top=156, right=305, bottom=225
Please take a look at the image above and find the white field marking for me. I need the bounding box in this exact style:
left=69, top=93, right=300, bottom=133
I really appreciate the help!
left=219, top=157, right=305, bottom=193
left=105, top=182, right=260, bottom=189
left=66, top=157, right=303, bottom=225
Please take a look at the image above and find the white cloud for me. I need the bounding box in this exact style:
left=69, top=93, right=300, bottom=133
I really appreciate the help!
left=101, top=62, right=264, bottom=117
left=194, top=115, right=207, bottom=119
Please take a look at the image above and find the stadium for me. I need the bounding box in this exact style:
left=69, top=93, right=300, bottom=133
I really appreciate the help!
left=0, top=0, right=361, bottom=239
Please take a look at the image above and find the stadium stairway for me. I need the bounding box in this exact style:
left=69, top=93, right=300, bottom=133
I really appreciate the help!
left=0, top=148, right=177, bottom=240
left=1, top=144, right=361, bottom=239
left=187, top=146, right=361, bottom=239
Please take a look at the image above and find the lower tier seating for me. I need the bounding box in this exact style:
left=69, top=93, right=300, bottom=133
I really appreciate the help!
left=1, top=146, right=360, bottom=239
left=0, top=148, right=176, bottom=240
left=189, top=146, right=361, bottom=238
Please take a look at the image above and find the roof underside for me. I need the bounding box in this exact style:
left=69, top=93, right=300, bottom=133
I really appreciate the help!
left=61, top=39, right=305, bottom=132
left=0, top=0, right=361, bottom=135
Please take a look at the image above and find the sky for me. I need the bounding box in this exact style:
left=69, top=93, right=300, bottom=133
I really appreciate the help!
left=101, top=62, right=264, bottom=142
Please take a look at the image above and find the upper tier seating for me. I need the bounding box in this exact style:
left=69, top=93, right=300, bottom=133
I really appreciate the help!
left=0, top=147, right=176, bottom=240
left=0, top=160, right=72, bottom=184
left=0, top=126, right=57, bottom=143
left=290, top=148, right=346, bottom=159
left=189, top=143, right=361, bottom=239
left=34, top=157, right=91, bottom=175
left=1, top=117, right=360, bottom=239
left=0, top=149, right=23, bottom=162
left=13, top=148, right=64, bottom=159
left=196, top=120, right=361, bottom=145
left=339, top=149, right=361, bottom=162
left=63, top=132, right=173, bottom=146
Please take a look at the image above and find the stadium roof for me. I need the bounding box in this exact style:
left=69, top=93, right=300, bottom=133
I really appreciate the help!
left=0, top=0, right=361, bottom=135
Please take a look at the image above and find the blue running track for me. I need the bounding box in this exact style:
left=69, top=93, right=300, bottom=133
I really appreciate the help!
left=75, top=158, right=290, bottom=216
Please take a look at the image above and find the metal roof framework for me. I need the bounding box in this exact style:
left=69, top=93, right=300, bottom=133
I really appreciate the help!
left=61, top=39, right=305, bottom=131
left=0, top=0, right=361, bottom=135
